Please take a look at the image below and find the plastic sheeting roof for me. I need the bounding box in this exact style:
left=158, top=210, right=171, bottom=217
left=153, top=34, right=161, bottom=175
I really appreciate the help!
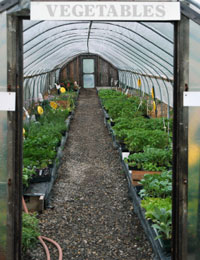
left=23, top=21, right=173, bottom=78
left=23, top=20, right=174, bottom=107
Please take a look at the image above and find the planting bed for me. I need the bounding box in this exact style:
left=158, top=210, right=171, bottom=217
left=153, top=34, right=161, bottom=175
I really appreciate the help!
left=98, top=89, right=172, bottom=260
left=22, top=89, right=154, bottom=260
left=23, top=90, right=79, bottom=211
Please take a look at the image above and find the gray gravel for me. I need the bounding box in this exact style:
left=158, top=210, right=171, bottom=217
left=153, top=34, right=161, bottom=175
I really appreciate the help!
left=23, top=89, right=154, bottom=260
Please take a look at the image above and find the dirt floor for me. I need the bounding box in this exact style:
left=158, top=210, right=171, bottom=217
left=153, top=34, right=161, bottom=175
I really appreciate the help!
left=23, top=89, right=154, bottom=260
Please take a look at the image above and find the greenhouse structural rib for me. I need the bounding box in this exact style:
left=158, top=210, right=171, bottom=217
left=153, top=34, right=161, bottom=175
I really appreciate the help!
left=23, top=20, right=174, bottom=107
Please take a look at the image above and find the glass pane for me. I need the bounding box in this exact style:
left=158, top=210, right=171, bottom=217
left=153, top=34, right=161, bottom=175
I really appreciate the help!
left=83, top=74, right=94, bottom=88
left=187, top=20, right=200, bottom=260
left=0, top=12, right=8, bottom=259
left=83, top=59, right=94, bottom=73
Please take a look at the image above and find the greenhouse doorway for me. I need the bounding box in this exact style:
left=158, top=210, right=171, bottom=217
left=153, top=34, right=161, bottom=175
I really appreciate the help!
left=2, top=1, right=197, bottom=259
left=83, top=58, right=95, bottom=88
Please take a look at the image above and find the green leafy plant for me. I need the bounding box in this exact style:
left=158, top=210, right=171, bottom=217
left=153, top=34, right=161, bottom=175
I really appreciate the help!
left=22, top=213, right=40, bottom=252
left=113, top=117, right=147, bottom=141
left=23, top=92, right=75, bottom=175
left=99, top=89, right=147, bottom=120
left=125, top=129, right=169, bottom=153
left=141, top=197, right=172, bottom=240
left=23, top=168, right=36, bottom=187
left=139, top=170, right=172, bottom=198
left=127, top=146, right=172, bottom=171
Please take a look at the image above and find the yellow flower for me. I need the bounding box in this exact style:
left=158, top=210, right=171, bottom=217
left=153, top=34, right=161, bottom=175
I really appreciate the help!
left=37, top=106, right=44, bottom=115
left=23, top=128, right=25, bottom=136
left=60, top=87, right=66, bottom=93
left=50, top=101, right=58, bottom=110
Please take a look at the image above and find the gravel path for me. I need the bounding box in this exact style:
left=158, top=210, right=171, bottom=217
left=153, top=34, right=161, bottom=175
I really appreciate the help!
left=24, top=89, right=154, bottom=260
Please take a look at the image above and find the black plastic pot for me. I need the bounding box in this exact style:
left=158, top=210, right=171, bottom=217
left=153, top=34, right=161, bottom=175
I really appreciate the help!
left=61, top=130, right=66, bottom=136
left=127, top=165, right=138, bottom=171
left=160, top=238, right=171, bottom=254
left=30, top=168, right=51, bottom=183
left=110, top=120, right=115, bottom=127
left=35, top=114, right=40, bottom=121
left=135, top=185, right=143, bottom=196
left=143, top=114, right=151, bottom=119
left=119, top=142, right=129, bottom=152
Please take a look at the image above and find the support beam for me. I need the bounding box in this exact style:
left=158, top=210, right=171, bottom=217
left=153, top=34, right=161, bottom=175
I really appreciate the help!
left=173, top=15, right=189, bottom=260
left=7, top=14, right=23, bottom=260
left=0, top=0, right=19, bottom=13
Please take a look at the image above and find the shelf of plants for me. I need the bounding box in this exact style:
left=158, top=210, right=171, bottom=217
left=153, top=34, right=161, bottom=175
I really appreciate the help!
left=98, top=88, right=172, bottom=260
left=21, top=81, right=80, bottom=252
left=23, top=84, right=79, bottom=210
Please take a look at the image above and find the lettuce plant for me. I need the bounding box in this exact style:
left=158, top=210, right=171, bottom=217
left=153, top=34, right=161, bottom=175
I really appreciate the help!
left=141, top=197, right=172, bottom=240
left=139, top=170, right=172, bottom=198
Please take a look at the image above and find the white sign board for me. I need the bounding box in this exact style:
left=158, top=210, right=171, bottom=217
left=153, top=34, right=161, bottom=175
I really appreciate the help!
left=0, top=92, right=16, bottom=111
left=31, top=2, right=180, bottom=21
left=183, top=92, right=200, bottom=107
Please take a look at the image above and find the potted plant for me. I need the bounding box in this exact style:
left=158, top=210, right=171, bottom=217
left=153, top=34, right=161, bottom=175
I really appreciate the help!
left=126, top=147, right=172, bottom=185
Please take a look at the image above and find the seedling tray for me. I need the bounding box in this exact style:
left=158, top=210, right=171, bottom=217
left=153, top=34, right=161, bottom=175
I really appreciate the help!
left=30, top=168, right=51, bottom=183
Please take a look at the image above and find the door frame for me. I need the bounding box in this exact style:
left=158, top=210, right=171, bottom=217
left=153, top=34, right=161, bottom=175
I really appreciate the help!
left=80, top=55, right=97, bottom=88
left=4, top=4, right=196, bottom=259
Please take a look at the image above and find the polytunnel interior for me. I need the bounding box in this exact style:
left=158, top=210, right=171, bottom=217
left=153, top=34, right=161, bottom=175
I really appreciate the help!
left=23, top=21, right=174, bottom=109
left=2, top=1, right=200, bottom=259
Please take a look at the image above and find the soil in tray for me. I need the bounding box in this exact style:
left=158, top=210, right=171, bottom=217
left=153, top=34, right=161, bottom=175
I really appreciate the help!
left=132, top=170, right=161, bottom=186
left=30, top=168, right=51, bottom=183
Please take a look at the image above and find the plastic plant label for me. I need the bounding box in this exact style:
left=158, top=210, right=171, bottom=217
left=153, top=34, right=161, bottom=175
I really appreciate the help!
left=23, top=107, right=30, bottom=119
left=183, top=92, right=200, bottom=106
left=122, top=152, right=130, bottom=160
left=55, top=83, right=60, bottom=89
left=0, top=92, right=16, bottom=111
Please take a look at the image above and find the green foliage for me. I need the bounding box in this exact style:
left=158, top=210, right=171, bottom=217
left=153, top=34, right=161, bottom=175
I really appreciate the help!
left=23, top=93, right=75, bottom=172
left=141, top=197, right=172, bottom=240
left=113, top=117, right=147, bottom=141
left=23, top=168, right=36, bottom=187
left=127, top=146, right=172, bottom=171
left=22, top=213, right=40, bottom=252
left=98, top=89, right=147, bottom=120
left=139, top=170, right=172, bottom=198
left=99, top=89, right=174, bottom=243
left=125, top=129, right=169, bottom=153
left=23, top=122, right=60, bottom=169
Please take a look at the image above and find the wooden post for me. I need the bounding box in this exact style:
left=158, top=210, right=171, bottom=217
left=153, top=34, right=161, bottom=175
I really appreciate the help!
left=7, top=14, right=23, bottom=260
left=173, top=15, right=189, bottom=260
